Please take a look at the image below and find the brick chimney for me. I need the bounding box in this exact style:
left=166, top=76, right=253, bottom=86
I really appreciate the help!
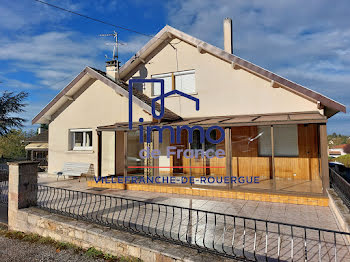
left=223, top=18, right=233, bottom=54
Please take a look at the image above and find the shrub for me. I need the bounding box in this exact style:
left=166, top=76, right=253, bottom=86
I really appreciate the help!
left=334, top=154, right=350, bottom=168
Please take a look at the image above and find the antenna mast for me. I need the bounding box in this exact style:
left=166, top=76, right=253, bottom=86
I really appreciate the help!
left=100, top=31, right=125, bottom=76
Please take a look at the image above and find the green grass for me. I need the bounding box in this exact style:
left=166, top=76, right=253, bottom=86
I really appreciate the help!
left=334, top=154, right=350, bottom=167
left=0, top=224, right=141, bottom=261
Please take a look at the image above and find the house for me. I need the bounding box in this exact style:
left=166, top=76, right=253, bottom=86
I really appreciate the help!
left=32, top=19, right=346, bottom=203
left=329, top=150, right=342, bottom=158
left=329, top=144, right=348, bottom=157
left=24, top=128, right=48, bottom=169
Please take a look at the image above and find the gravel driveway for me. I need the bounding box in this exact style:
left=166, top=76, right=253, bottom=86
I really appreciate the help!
left=0, top=235, right=105, bottom=262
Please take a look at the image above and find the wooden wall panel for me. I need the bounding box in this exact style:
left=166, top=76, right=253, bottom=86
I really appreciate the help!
left=191, top=157, right=206, bottom=175
left=182, top=156, right=189, bottom=174
left=216, top=130, right=225, bottom=151
left=171, top=128, right=188, bottom=174
left=232, top=157, right=238, bottom=177
left=175, top=125, right=321, bottom=183
left=274, top=157, right=321, bottom=181
left=231, top=126, right=259, bottom=157
left=238, top=157, right=271, bottom=180
left=298, top=124, right=319, bottom=158
left=182, top=156, right=206, bottom=176
left=310, top=158, right=321, bottom=181
left=209, top=157, right=226, bottom=176
left=275, top=157, right=308, bottom=180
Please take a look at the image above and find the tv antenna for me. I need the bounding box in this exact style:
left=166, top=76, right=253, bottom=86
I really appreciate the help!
left=100, top=31, right=126, bottom=74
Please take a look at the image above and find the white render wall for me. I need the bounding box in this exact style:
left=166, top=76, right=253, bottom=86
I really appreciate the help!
left=129, top=39, right=320, bottom=118
left=48, top=80, right=152, bottom=176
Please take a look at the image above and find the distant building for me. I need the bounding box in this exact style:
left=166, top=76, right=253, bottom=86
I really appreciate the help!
left=329, top=144, right=347, bottom=157
left=24, top=128, right=48, bottom=170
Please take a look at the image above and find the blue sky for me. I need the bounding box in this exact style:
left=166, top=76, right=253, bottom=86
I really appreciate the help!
left=0, top=0, right=349, bottom=134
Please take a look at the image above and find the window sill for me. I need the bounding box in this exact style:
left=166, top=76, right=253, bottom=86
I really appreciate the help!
left=66, top=150, right=94, bottom=154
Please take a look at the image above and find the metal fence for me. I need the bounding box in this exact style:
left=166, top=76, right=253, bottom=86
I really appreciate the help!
left=35, top=185, right=350, bottom=261
left=330, top=167, right=350, bottom=210
left=0, top=171, right=8, bottom=204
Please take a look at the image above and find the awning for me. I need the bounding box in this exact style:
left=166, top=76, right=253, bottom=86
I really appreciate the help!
left=97, top=111, right=327, bottom=131
left=25, top=143, right=48, bottom=151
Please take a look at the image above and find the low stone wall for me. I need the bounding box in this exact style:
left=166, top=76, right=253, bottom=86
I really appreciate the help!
left=13, top=207, right=229, bottom=262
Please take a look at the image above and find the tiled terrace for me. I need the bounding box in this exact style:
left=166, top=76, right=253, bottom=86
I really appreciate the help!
left=39, top=173, right=338, bottom=230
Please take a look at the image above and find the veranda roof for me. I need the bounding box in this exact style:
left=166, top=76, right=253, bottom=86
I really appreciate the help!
left=97, top=111, right=327, bottom=131
left=25, top=143, right=48, bottom=151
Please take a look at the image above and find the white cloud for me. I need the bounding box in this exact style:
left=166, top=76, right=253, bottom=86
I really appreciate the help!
left=0, top=29, right=152, bottom=91
left=0, top=31, right=109, bottom=90
left=118, top=35, right=149, bottom=55
left=0, top=1, right=82, bottom=31
left=166, top=0, right=350, bottom=133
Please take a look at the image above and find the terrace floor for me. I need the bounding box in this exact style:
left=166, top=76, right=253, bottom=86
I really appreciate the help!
left=38, top=173, right=337, bottom=230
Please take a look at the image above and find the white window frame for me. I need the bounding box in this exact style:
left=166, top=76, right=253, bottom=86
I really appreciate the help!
left=151, top=69, right=196, bottom=96
left=273, top=125, right=299, bottom=157
left=174, top=69, right=196, bottom=94
left=258, top=125, right=299, bottom=157
left=151, top=72, right=172, bottom=96
left=70, top=129, right=93, bottom=151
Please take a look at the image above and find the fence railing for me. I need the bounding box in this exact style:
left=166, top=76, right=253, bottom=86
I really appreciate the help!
left=0, top=171, right=8, bottom=204
left=35, top=185, right=350, bottom=261
left=330, top=167, right=350, bottom=210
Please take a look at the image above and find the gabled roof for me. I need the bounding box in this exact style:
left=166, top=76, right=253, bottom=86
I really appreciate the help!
left=118, top=25, right=346, bottom=115
left=32, top=67, right=180, bottom=124
left=33, top=25, right=346, bottom=125
left=25, top=130, right=48, bottom=143
left=331, top=144, right=347, bottom=149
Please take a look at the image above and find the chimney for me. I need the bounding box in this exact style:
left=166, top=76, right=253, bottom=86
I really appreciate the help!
left=106, top=60, right=119, bottom=80
left=223, top=18, right=233, bottom=54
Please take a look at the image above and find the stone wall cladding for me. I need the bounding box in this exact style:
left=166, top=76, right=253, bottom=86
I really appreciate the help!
left=14, top=207, right=231, bottom=262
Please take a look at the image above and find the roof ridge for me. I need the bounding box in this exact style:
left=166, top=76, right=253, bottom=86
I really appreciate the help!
left=118, top=25, right=345, bottom=114
left=88, top=68, right=181, bottom=121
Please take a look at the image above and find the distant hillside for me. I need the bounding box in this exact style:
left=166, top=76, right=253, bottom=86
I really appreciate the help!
left=328, top=133, right=350, bottom=146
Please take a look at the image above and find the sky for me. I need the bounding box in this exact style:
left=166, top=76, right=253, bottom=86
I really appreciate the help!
left=0, top=0, right=349, bottom=134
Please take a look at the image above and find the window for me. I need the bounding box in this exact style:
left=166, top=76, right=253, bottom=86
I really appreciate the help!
left=274, top=125, right=298, bottom=157
left=152, top=70, right=196, bottom=96
left=258, top=125, right=298, bottom=157
left=70, top=129, right=92, bottom=150
left=152, top=73, right=172, bottom=96
left=258, top=126, right=272, bottom=156
left=190, top=130, right=203, bottom=150
left=174, top=70, right=195, bottom=94
left=190, top=129, right=216, bottom=157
